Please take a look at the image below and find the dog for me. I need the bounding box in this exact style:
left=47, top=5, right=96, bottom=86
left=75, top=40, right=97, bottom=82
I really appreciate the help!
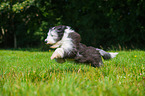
left=45, top=25, right=118, bottom=67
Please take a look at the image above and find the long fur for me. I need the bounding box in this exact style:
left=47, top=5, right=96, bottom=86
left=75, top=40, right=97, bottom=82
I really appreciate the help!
left=45, top=25, right=118, bottom=67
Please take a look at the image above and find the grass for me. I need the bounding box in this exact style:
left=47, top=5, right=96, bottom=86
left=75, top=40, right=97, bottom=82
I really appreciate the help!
left=0, top=49, right=145, bottom=96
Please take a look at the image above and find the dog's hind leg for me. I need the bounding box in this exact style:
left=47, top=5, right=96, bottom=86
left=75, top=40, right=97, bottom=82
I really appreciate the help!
left=96, top=48, right=118, bottom=60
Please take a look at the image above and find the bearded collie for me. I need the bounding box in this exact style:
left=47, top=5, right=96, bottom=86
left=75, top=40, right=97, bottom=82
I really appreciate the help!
left=45, top=25, right=118, bottom=67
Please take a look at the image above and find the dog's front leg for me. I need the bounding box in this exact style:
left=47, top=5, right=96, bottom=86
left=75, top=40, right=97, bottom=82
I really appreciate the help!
left=51, top=48, right=64, bottom=60
left=50, top=41, right=61, bottom=49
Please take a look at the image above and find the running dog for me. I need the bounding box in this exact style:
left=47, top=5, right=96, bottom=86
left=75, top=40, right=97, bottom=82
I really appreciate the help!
left=45, top=25, right=118, bottom=67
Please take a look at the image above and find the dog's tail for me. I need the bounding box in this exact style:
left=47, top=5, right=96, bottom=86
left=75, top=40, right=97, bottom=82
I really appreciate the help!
left=109, top=52, right=118, bottom=58
left=96, top=48, right=118, bottom=60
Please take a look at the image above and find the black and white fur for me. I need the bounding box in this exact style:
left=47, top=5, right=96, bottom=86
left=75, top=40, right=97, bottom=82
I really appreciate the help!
left=45, top=25, right=80, bottom=60
left=45, top=25, right=118, bottom=67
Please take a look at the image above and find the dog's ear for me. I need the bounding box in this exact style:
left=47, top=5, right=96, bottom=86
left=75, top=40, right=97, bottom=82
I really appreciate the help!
left=56, top=25, right=66, bottom=33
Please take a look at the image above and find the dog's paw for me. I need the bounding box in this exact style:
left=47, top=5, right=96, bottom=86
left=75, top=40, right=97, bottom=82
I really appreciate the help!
left=51, top=53, right=58, bottom=60
left=50, top=48, right=64, bottom=60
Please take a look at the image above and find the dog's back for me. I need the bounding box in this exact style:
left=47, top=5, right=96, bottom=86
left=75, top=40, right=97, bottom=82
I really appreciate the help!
left=75, top=43, right=103, bottom=67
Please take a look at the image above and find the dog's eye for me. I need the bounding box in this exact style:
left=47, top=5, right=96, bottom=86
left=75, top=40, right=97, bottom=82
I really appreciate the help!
left=51, top=34, right=57, bottom=37
left=50, top=32, right=56, bottom=37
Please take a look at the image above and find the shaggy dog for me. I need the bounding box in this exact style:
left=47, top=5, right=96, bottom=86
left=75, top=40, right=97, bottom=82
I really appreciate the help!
left=45, top=25, right=118, bottom=67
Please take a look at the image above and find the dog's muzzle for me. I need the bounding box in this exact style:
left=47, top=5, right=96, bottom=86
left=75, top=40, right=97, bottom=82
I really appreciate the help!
left=45, top=39, right=54, bottom=45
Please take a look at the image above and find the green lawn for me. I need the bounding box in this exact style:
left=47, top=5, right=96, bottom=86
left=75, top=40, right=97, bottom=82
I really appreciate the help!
left=0, top=49, right=145, bottom=96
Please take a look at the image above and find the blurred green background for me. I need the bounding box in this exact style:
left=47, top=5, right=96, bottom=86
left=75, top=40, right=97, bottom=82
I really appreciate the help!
left=0, top=0, right=145, bottom=50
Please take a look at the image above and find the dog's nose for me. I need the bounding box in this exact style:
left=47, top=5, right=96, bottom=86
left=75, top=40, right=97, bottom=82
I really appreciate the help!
left=44, top=39, right=51, bottom=45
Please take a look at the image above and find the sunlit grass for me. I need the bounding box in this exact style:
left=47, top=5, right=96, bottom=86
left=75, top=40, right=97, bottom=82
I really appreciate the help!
left=0, top=49, right=145, bottom=96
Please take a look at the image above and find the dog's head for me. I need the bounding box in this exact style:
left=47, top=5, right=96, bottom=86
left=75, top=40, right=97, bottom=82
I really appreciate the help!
left=45, top=25, right=81, bottom=50
left=45, top=25, right=67, bottom=45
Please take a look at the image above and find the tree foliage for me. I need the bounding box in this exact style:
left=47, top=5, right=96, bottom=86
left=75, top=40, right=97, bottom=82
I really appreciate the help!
left=0, top=0, right=145, bottom=49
